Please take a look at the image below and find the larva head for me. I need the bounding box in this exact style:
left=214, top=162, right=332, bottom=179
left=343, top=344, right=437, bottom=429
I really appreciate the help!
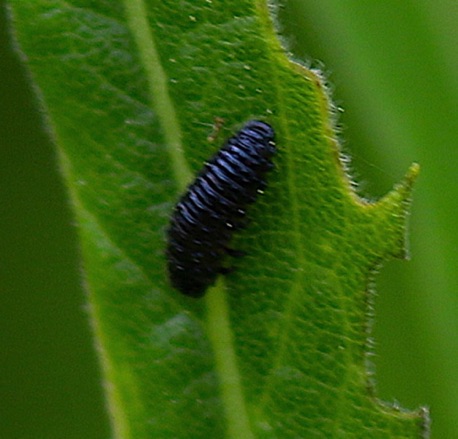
left=237, top=120, right=276, bottom=161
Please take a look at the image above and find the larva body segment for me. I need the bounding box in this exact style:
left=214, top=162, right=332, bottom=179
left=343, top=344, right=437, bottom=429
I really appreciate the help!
left=166, top=120, right=276, bottom=297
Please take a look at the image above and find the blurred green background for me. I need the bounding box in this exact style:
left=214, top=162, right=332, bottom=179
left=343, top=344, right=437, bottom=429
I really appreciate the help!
left=1, top=1, right=457, bottom=438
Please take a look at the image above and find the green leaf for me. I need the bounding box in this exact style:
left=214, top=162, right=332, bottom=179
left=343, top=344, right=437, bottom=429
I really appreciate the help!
left=279, top=4, right=458, bottom=437
left=8, top=0, right=428, bottom=437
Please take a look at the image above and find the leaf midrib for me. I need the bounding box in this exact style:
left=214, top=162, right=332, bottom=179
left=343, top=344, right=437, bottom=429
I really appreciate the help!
left=123, top=1, right=255, bottom=439
left=123, top=0, right=190, bottom=188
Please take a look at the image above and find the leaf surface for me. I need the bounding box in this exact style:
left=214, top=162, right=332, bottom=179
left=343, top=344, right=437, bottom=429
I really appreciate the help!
left=8, top=0, right=428, bottom=437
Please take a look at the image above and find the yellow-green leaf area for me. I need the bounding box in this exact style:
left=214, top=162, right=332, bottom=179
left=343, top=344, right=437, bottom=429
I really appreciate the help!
left=8, top=0, right=428, bottom=438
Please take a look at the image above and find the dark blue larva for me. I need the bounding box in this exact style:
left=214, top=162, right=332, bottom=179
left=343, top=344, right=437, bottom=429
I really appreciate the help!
left=166, top=120, right=276, bottom=297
